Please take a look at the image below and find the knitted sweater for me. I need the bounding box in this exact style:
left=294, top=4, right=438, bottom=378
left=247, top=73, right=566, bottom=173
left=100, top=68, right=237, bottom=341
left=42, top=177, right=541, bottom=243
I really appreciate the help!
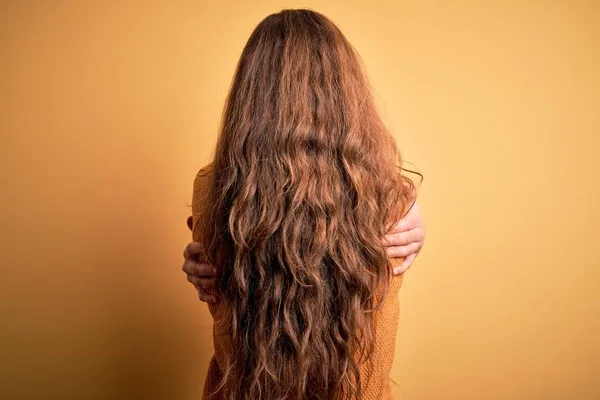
left=192, top=162, right=405, bottom=400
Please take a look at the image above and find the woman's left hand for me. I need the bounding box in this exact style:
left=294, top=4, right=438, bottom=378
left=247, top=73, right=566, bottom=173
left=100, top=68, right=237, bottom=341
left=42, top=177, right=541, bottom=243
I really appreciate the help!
left=381, top=202, right=426, bottom=275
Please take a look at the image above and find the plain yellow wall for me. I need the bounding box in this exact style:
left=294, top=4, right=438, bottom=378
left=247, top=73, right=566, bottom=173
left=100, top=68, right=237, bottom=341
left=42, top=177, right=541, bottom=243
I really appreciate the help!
left=1, top=1, right=599, bottom=399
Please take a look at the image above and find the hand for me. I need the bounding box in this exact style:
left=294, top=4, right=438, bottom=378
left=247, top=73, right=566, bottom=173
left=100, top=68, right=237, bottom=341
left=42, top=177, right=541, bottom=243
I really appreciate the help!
left=381, top=202, right=425, bottom=275
left=183, top=217, right=218, bottom=304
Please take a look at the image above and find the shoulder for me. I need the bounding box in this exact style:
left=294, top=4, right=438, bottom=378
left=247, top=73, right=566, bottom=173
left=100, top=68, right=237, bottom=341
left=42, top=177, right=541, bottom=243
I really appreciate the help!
left=192, top=162, right=214, bottom=236
left=194, top=162, right=214, bottom=187
left=193, top=162, right=214, bottom=204
left=196, top=162, right=214, bottom=178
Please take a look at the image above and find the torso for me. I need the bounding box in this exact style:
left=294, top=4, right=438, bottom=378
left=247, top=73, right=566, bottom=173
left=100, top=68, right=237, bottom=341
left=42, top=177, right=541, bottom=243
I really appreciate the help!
left=192, top=163, right=404, bottom=400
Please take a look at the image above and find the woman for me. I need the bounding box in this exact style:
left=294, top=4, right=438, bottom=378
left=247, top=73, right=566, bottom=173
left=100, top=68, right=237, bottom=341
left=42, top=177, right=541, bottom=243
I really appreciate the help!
left=188, top=9, right=423, bottom=400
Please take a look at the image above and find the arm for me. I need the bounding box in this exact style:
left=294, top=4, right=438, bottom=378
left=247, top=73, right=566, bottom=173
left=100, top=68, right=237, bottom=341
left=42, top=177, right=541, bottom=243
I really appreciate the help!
left=183, top=203, right=425, bottom=303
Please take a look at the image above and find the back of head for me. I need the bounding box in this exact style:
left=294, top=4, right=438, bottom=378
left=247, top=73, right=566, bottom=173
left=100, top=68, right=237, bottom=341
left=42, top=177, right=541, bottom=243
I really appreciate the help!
left=201, top=8, right=414, bottom=400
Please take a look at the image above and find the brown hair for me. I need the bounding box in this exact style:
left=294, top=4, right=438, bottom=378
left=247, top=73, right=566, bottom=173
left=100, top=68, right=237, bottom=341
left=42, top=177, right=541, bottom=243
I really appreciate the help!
left=201, top=8, right=414, bottom=400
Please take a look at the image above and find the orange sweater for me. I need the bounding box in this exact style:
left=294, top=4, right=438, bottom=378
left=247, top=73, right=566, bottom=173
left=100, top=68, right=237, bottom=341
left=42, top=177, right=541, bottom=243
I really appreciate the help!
left=192, top=163, right=405, bottom=400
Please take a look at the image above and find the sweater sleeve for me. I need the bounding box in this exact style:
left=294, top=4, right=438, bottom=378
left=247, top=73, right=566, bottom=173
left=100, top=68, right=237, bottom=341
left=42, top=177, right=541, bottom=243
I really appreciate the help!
left=191, top=162, right=230, bottom=374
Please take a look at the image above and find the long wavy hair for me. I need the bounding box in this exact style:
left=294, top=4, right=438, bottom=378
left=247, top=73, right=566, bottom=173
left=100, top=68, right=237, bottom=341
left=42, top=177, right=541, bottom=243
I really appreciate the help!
left=201, top=8, right=415, bottom=400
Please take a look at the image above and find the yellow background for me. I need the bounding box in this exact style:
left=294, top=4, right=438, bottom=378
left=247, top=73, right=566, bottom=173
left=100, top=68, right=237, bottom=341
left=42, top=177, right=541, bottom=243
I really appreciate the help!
left=1, top=1, right=599, bottom=399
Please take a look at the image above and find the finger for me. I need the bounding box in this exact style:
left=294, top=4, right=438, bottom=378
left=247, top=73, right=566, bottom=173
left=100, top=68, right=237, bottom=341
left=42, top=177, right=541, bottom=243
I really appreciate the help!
left=187, top=274, right=216, bottom=290
left=184, top=260, right=216, bottom=277
left=385, top=241, right=422, bottom=258
left=381, top=227, right=424, bottom=247
left=197, top=276, right=216, bottom=291
left=188, top=276, right=219, bottom=304
left=385, top=218, right=411, bottom=234
left=386, top=213, right=419, bottom=234
left=187, top=216, right=193, bottom=231
left=198, top=288, right=219, bottom=304
left=183, top=241, right=204, bottom=259
left=393, top=253, right=417, bottom=275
